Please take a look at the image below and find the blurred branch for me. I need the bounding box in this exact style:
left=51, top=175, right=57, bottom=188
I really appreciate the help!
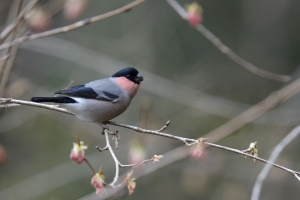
left=0, top=0, right=39, bottom=42
left=0, top=30, right=23, bottom=96
left=0, top=0, right=26, bottom=96
left=0, top=54, right=10, bottom=63
left=0, top=1, right=23, bottom=96
left=0, top=0, right=145, bottom=51
left=165, top=0, right=291, bottom=83
left=204, top=78, right=300, bottom=142
left=22, top=37, right=300, bottom=126
left=251, top=125, right=300, bottom=200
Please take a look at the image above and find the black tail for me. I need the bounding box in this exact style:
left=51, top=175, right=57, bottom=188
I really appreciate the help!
left=31, top=97, right=77, bottom=103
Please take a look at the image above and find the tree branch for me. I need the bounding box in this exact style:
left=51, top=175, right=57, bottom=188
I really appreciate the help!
left=0, top=54, right=10, bottom=63
left=105, top=121, right=196, bottom=145
left=0, top=0, right=39, bottom=42
left=103, top=129, right=121, bottom=187
left=165, top=0, right=291, bottom=82
left=251, top=125, right=300, bottom=200
left=204, top=78, right=300, bottom=142
left=0, top=98, right=73, bottom=115
left=0, top=0, right=145, bottom=51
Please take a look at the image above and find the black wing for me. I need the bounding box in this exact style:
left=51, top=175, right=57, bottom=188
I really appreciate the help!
left=55, top=85, right=119, bottom=102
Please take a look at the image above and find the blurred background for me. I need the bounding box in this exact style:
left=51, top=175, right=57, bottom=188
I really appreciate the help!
left=1, top=0, right=300, bottom=199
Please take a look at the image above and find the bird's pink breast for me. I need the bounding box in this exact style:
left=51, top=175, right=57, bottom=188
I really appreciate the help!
left=115, top=77, right=139, bottom=98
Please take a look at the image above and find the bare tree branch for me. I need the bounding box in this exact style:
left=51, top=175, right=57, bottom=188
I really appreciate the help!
left=1, top=98, right=299, bottom=179
left=251, top=125, right=300, bottom=200
left=0, top=0, right=145, bottom=51
left=0, top=54, right=10, bottom=63
left=0, top=0, right=26, bottom=96
left=0, top=0, right=39, bottom=42
left=165, top=0, right=291, bottom=82
left=103, top=130, right=121, bottom=187
left=106, top=121, right=196, bottom=145
left=204, top=78, right=300, bottom=142
left=0, top=98, right=73, bottom=115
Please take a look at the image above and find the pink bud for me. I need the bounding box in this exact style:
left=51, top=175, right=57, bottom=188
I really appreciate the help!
left=64, top=0, right=88, bottom=20
left=124, top=171, right=136, bottom=195
left=0, top=145, right=7, bottom=165
left=185, top=2, right=203, bottom=27
left=128, top=140, right=146, bottom=166
left=187, top=12, right=202, bottom=27
left=190, top=138, right=206, bottom=159
left=26, top=7, right=52, bottom=31
left=70, top=141, right=87, bottom=164
left=91, top=171, right=105, bottom=195
left=152, top=155, right=164, bottom=163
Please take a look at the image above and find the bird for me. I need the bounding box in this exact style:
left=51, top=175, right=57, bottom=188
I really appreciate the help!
left=31, top=67, right=143, bottom=129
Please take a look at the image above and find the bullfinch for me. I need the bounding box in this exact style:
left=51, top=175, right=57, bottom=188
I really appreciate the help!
left=31, top=67, right=143, bottom=128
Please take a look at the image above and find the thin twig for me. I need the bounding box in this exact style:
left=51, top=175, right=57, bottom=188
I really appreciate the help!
left=105, top=121, right=196, bottom=145
left=0, top=0, right=25, bottom=96
left=119, top=159, right=152, bottom=168
left=157, top=120, right=170, bottom=132
left=96, top=146, right=108, bottom=152
left=0, top=23, right=25, bottom=96
left=0, top=0, right=39, bottom=42
left=206, top=142, right=300, bottom=176
left=165, top=0, right=291, bottom=82
left=0, top=98, right=73, bottom=115
left=204, top=78, right=300, bottom=142
left=251, top=125, right=300, bottom=200
left=84, top=158, right=96, bottom=175
left=0, top=0, right=145, bottom=51
left=104, top=129, right=120, bottom=187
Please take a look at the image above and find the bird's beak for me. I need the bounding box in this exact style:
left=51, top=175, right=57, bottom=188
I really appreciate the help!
left=135, top=73, right=144, bottom=83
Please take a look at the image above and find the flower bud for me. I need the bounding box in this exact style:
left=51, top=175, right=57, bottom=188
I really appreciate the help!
left=70, top=140, right=87, bottom=164
left=64, top=0, right=88, bottom=20
left=124, top=170, right=136, bottom=195
left=91, top=169, right=105, bottom=195
left=186, top=2, right=203, bottom=27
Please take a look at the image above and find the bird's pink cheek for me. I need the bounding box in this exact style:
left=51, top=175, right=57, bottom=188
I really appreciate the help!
left=116, top=77, right=139, bottom=97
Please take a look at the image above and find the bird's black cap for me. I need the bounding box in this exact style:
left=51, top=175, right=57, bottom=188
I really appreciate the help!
left=111, top=67, right=143, bottom=84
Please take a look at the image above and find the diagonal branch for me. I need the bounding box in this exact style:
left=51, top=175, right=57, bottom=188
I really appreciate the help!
left=204, top=78, right=300, bottom=142
left=251, top=125, right=300, bottom=200
left=0, top=0, right=40, bottom=42
left=0, top=54, right=10, bottom=63
left=0, top=0, right=145, bottom=51
left=165, top=0, right=291, bottom=82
